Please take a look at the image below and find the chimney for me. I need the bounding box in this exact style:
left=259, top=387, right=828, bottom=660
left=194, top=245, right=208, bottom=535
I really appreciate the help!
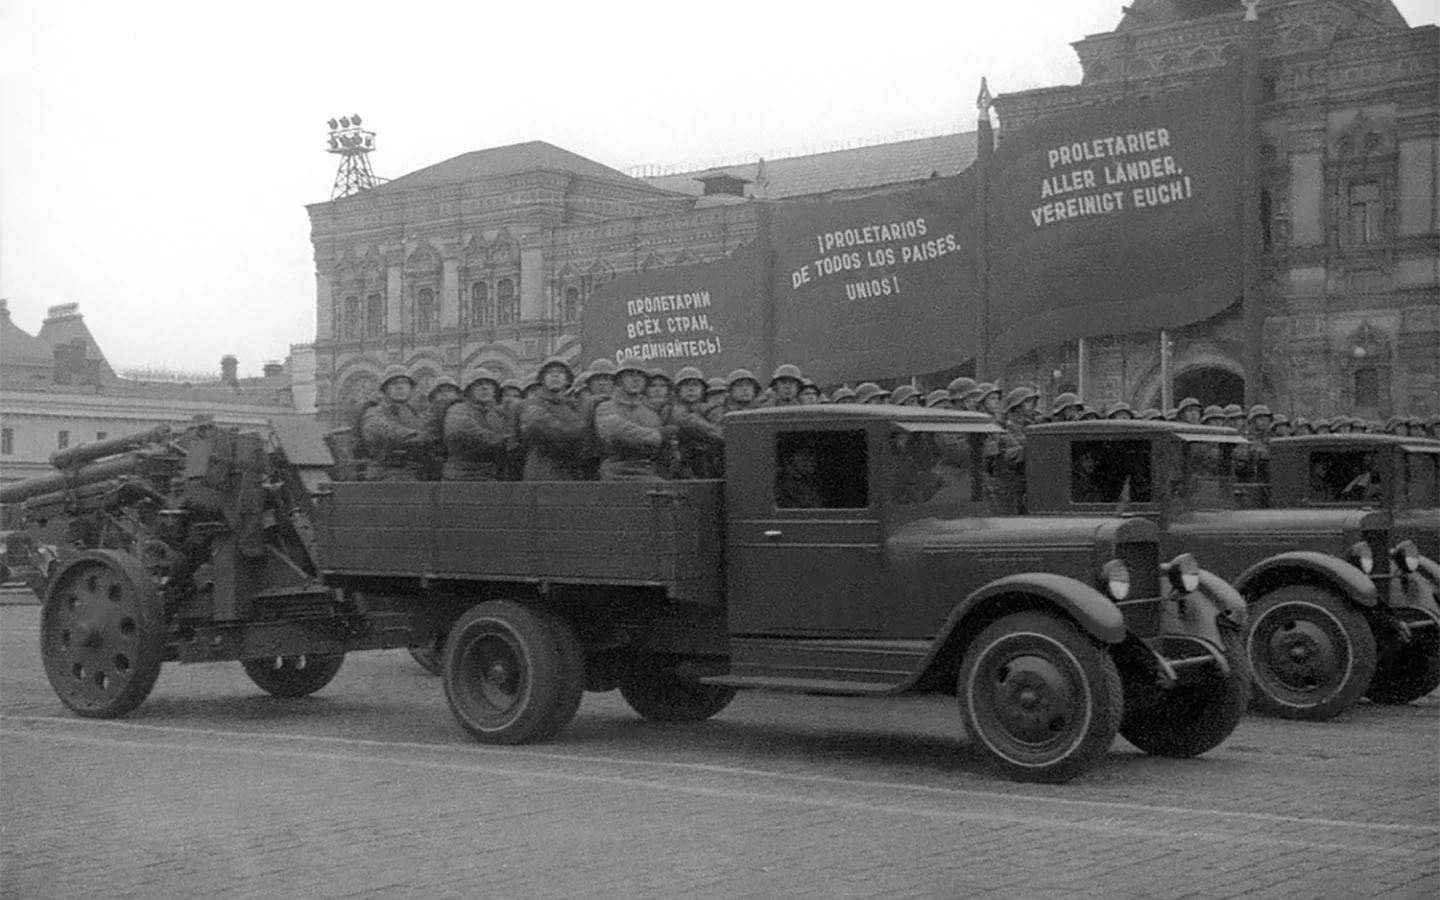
left=53, top=339, right=90, bottom=385
left=262, top=360, right=284, bottom=378
left=221, top=355, right=239, bottom=385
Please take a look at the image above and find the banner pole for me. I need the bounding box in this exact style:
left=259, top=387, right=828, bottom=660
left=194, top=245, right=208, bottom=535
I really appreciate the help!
left=974, top=77, right=994, bottom=381
left=1160, top=329, right=1173, bottom=412
left=756, top=201, right=777, bottom=379
left=1240, top=0, right=1264, bottom=406
left=1077, top=337, right=1089, bottom=405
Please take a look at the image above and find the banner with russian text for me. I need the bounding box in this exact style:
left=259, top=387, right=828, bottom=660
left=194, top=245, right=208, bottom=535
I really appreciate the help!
left=984, top=65, right=1245, bottom=371
left=579, top=242, right=765, bottom=376
left=771, top=170, right=977, bottom=385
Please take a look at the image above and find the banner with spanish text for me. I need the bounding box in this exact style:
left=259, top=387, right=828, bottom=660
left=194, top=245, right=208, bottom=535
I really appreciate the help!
left=770, top=170, right=977, bottom=385
left=984, top=65, right=1246, bottom=371
left=579, top=242, right=765, bottom=377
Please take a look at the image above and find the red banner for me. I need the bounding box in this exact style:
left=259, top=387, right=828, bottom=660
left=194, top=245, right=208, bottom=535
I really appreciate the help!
left=580, top=242, right=766, bottom=377
left=770, top=171, right=977, bottom=385
left=985, top=65, right=1246, bottom=370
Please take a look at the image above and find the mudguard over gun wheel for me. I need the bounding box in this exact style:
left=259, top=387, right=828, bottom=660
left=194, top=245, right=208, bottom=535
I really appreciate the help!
left=40, top=550, right=166, bottom=719
left=959, top=611, right=1123, bottom=784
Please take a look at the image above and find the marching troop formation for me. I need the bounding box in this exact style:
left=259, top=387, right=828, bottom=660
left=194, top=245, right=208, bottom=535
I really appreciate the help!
left=351, top=358, right=1440, bottom=488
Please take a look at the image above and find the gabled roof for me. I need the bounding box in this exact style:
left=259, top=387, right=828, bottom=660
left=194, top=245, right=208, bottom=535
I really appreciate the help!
left=36, top=313, right=115, bottom=381
left=362, top=140, right=657, bottom=197
left=641, top=132, right=978, bottom=201
left=0, top=308, right=52, bottom=365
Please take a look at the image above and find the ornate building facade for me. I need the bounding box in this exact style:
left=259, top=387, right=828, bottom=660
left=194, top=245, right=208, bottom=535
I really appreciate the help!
left=308, top=0, right=1437, bottom=423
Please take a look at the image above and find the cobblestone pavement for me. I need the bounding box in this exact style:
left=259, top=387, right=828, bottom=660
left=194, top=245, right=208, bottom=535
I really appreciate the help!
left=2, top=605, right=1436, bottom=900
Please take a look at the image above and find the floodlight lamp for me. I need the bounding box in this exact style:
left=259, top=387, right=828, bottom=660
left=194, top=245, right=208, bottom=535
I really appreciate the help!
left=364, top=136, right=373, bottom=147
left=340, top=116, right=351, bottom=128
left=329, top=136, right=339, bottom=149
left=328, top=118, right=339, bottom=130
left=351, top=114, right=362, bottom=125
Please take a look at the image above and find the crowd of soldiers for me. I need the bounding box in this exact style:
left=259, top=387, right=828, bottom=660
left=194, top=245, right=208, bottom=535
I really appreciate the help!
left=351, top=357, right=1440, bottom=489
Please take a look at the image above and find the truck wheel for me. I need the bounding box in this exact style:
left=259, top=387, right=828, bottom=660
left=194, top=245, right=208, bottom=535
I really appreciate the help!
left=959, top=611, right=1123, bottom=784
left=618, top=667, right=736, bottom=723
left=1120, top=629, right=1249, bottom=758
left=408, top=644, right=443, bottom=676
left=41, top=550, right=167, bottom=719
left=1246, top=585, right=1376, bottom=720
left=443, top=601, right=583, bottom=744
left=242, top=654, right=345, bottom=698
left=1365, top=628, right=1440, bottom=705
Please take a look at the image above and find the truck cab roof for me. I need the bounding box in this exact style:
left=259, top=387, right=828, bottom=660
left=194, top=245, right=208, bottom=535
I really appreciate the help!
left=726, top=405, right=1001, bottom=432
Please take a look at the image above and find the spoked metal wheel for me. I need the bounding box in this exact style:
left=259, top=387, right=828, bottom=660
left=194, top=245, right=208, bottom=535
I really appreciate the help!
left=959, top=611, right=1122, bottom=784
left=1246, top=586, right=1376, bottom=720
left=242, top=653, right=345, bottom=698
left=442, top=600, right=583, bottom=745
left=40, top=550, right=166, bottom=718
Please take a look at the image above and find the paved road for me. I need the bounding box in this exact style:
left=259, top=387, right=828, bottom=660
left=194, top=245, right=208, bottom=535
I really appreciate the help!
left=2, top=604, right=1436, bottom=900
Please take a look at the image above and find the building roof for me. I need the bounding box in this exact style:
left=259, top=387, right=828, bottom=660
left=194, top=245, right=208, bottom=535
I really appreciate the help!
left=35, top=308, right=116, bottom=381
left=641, top=131, right=979, bottom=200
left=363, top=140, right=658, bottom=197
left=0, top=305, right=52, bottom=366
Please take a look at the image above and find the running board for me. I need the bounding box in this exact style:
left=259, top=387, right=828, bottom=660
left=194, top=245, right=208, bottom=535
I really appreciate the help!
left=701, top=637, right=933, bottom=695
left=699, top=675, right=897, bottom=696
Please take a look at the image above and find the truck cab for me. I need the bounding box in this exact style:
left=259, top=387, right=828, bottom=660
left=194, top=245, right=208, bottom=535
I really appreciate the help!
left=1024, top=420, right=1440, bottom=718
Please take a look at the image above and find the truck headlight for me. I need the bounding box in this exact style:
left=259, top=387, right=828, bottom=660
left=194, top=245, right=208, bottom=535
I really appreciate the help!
left=1164, top=553, right=1201, bottom=594
left=1101, top=559, right=1131, bottom=601
left=1350, top=541, right=1374, bottom=575
left=1391, top=540, right=1420, bottom=574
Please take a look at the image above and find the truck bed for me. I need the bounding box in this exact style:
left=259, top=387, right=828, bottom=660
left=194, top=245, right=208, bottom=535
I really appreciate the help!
left=315, top=480, right=725, bottom=604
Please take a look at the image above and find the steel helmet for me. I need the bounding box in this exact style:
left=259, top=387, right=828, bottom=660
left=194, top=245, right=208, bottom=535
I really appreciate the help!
left=379, top=364, right=414, bottom=389
left=1002, top=386, right=1039, bottom=414
left=428, top=375, right=460, bottom=398
left=646, top=367, right=672, bottom=384
left=1383, top=415, right=1406, bottom=434
left=726, top=368, right=762, bottom=389
left=1248, top=404, right=1273, bottom=420
left=1176, top=397, right=1202, bottom=413
left=1106, top=401, right=1134, bottom=419
left=831, top=385, right=856, bottom=403
left=500, top=378, right=523, bottom=394
left=889, top=385, right=919, bottom=406
left=853, top=382, right=887, bottom=404
left=461, top=370, right=501, bottom=394
left=1271, top=412, right=1290, bottom=427
left=523, top=372, right=542, bottom=392
left=1201, top=404, right=1224, bottom=422
left=1050, top=391, right=1081, bottom=416
left=1140, top=408, right=1163, bottom=420
left=1222, top=403, right=1244, bottom=418
left=588, top=358, right=618, bottom=377
left=946, top=377, right=977, bottom=399
left=705, top=376, right=728, bottom=397
left=975, top=382, right=1000, bottom=401
left=924, top=389, right=951, bottom=408
left=770, top=363, right=804, bottom=386
left=616, top=355, right=648, bottom=377
left=674, top=366, right=706, bottom=387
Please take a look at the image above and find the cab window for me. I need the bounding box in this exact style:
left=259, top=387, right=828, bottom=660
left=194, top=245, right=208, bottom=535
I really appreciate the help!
left=774, top=430, right=867, bottom=509
left=889, top=431, right=983, bottom=507
left=1308, top=450, right=1382, bottom=503
left=1404, top=453, right=1438, bottom=508
left=1071, top=439, right=1153, bottom=504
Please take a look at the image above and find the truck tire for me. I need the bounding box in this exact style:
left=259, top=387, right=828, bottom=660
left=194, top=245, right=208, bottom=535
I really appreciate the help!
left=443, top=600, right=583, bottom=744
left=1365, top=628, right=1440, bottom=705
left=1246, top=585, right=1376, bottom=720
left=619, top=667, right=736, bottom=723
left=408, top=644, right=443, bottom=676
left=40, top=551, right=166, bottom=719
left=958, top=611, right=1123, bottom=784
left=1119, top=629, right=1249, bottom=758
left=242, top=654, right=346, bottom=698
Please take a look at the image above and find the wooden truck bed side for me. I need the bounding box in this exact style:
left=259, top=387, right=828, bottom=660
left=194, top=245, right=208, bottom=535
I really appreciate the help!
left=315, top=480, right=725, bottom=604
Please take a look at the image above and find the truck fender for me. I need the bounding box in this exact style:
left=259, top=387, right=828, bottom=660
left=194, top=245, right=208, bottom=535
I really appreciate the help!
left=1233, top=551, right=1378, bottom=608
left=1397, top=557, right=1440, bottom=619
left=1195, top=569, right=1246, bottom=624
left=948, top=573, right=1127, bottom=646
left=1415, top=556, right=1440, bottom=596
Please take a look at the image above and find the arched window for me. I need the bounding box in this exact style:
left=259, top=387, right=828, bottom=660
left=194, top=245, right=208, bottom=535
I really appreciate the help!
left=1354, top=368, right=1379, bottom=408
left=470, top=281, right=491, bottom=327
left=342, top=296, right=360, bottom=339
left=563, top=286, right=580, bottom=323
left=365, top=293, right=384, bottom=337
left=496, top=278, right=518, bottom=325
left=416, top=287, right=436, bottom=332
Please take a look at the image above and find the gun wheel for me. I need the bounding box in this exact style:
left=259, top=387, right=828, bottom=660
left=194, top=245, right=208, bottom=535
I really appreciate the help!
left=40, top=550, right=166, bottom=719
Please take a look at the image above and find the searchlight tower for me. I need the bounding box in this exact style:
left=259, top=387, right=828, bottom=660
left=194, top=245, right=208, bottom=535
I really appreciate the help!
left=325, top=114, right=383, bottom=199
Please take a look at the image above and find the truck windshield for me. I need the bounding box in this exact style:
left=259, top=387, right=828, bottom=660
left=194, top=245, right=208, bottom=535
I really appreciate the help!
left=1307, top=450, right=1384, bottom=504
left=1071, top=439, right=1153, bottom=504
left=1404, top=452, right=1439, bottom=508
left=888, top=431, right=984, bottom=509
left=1179, top=441, right=1236, bottom=508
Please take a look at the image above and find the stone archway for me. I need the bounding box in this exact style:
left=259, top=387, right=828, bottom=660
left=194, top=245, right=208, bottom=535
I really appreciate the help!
left=1173, top=366, right=1245, bottom=409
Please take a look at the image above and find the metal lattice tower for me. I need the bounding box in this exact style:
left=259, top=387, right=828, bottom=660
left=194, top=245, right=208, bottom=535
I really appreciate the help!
left=326, top=115, right=384, bottom=199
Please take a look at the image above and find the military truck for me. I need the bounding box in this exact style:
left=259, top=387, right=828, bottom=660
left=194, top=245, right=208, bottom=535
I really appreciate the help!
left=1023, top=420, right=1440, bottom=720
left=4, top=408, right=1247, bottom=783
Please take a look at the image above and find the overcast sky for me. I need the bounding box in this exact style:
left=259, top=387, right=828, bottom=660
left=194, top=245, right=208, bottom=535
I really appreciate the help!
left=2, top=0, right=1435, bottom=377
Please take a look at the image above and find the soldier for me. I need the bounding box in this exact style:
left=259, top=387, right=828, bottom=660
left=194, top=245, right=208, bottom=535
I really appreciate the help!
left=645, top=368, right=673, bottom=411
left=570, top=370, right=593, bottom=402
left=890, top=385, right=921, bottom=407
left=720, top=368, right=764, bottom=415
left=500, top=378, right=524, bottom=405
left=1271, top=413, right=1293, bottom=438
left=799, top=381, right=822, bottom=405
left=671, top=366, right=724, bottom=479
left=1106, top=401, right=1135, bottom=421
left=1049, top=392, right=1083, bottom=422
left=1426, top=414, right=1440, bottom=440
left=522, top=373, right=544, bottom=401
left=1405, top=416, right=1427, bottom=438
left=1222, top=404, right=1245, bottom=431
left=705, top=376, right=729, bottom=405
left=442, top=371, right=516, bottom=481
left=1201, top=405, right=1224, bottom=426
left=975, top=383, right=1002, bottom=418
left=1078, top=408, right=1102, bottom=421
left=767, top=364, right=805, bottom=408
left=853, top=382, right=889, bottom=405
left=518, top=357, right=590, bottom=481
left=1175, top=397, right=1203, bottom=425
left=986, top=386, right=1038, bottom=514
left=1382, top=415, right=1406, bottom=435
left=830, top=385, right=856, bottom=404
left=1332, top=415, right=1354, bottom=434
left=1313, top=418, right=1333, bottom=435
left=1293, top=416, right=1313, bottom=435
left=418, top=375, right=463, bottom=481
left=1140, top=408, right=1164, bottom=420
left=947, top=377, right=977, bottom=408
left=1237, top=404, right=1274, bottom=482
left=360, top=365, right=427, bottom=481
left=924, top=389, right=952, bottom=409
left=586, top=358, right=618, bottom=401
left=595, top=355, right=671, bottom=481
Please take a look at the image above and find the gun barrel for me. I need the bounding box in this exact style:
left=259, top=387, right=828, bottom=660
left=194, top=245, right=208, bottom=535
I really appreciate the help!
left=49, top=424, right=170, bottom=470
left=0, top=452, right=148, bottom=505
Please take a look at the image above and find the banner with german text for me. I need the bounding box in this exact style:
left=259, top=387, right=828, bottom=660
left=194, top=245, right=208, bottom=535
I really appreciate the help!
left=579, top=242, right=765, bottom=377
left=771, top=170, right=977, bottom=385
left=984, top=65, right=1245, bottom=371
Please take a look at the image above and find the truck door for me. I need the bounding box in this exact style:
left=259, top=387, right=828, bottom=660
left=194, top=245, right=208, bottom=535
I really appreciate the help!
left=728, top=426, right=885, bottom=635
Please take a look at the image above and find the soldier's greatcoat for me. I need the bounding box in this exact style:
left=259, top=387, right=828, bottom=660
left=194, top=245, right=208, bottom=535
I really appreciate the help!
left=519, top=390, right=590, bottom=481
left=442, top=399, right=515, bottom=481
left=595, top=391, right=668, bottom=481
left=361, top=400, right=426, bottom=481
